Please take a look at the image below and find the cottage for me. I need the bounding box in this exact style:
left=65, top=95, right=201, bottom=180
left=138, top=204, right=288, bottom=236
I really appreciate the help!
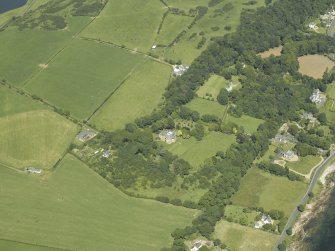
left=76, top=130, right=96, bottom=142
left=308, top=22, right=318, bottom=30
left=310, top=89, right=325, bottom=104
left=226, top=81, right=235, bottom=92
left=273, top=133, right=295, bottom=144
left=25, top=167, right=43, bottom=174
left=173, top=65, right=189, bottom=76
left=102, top=150, right=111, bottom=158
left=282, top=150, right=295, bottom=160
left=191, top=242, right=203, bottom=251
left=254, top=214, right=273, bottom=229
left=159, top=130, right=176, bottom=144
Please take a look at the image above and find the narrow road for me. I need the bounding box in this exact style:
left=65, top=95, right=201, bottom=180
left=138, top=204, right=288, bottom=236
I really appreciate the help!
left=272, top=151, right=335, bottom=251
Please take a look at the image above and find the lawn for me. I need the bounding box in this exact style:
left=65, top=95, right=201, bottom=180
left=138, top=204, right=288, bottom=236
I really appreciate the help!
left=25, top=39, right=144, bottom=120
left=196, top=74, right=227, bottom=99
left=156, top=13, right=194, bottom=46
left=0, top=154, right=196, bottom=251
left=186, top=97, right=227, bottom=117
left=232, top=167, right=308, bottom=216
left=0, top=29, right=71, bottom=85
left=287, top=155, right=322, bottom=175
left=90, top=59, right=171, bottom=131
left=80, top=0, right=166, bottom=52
left=0, top=239, right=66, bottom=251
left=0, top=110, right=77, bottom=170
left=165, top=132, right=235, bottom=167
left=214, top=220, right=278, bottom=251
left=224, top=114, right=264, bottom=133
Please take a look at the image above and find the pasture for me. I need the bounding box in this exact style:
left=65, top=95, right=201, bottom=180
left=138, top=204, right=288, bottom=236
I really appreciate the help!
left=0, top=110, right=77, bottom=169
left=258, top=46, right=283, bottom=58
left=224, top=114, right=264, bottom=133
left=80, top=0, right=166, bottom=52
left=165, top=132, right=235, bottom=167
left=0, top=29, right=70, bottom=85
left=224, top=205, right=259, bottom=226
left=214, top=220, right=278, bottom=251
left=298, top=55, right=335, bottom=79
left=186, top=97, right=227, bottom=117
left=326, top=82, right=335, bottom=100
left=196, top=74, right=227, bottom=99
left=90, top=59, right=171, bottom=131
left=165, top=0, right=209, bottom=11
left=231, top=167, right=307, bottom=216
left=25, top=39, right=144, bottom=120
left=0, top=239, right=66, bottom=251
left=0, top=154, right=196, bottom=251
left=286, top=155, right=322, bottom=175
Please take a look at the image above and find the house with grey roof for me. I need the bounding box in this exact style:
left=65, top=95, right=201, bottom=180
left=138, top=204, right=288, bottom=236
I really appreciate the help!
left=159, top=130, right=177, bottom=144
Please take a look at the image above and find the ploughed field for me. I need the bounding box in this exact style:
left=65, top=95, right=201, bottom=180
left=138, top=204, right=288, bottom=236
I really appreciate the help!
left=298, top=54, right=335, bottom=79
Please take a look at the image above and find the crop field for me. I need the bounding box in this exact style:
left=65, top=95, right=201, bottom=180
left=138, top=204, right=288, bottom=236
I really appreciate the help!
left=196, top=74, right=227, bottom=99
left=224, top=114, right=264, bottom=133
left=0, top=154, right=196, bottom=251
left=287, top=155, right=322, bottom=175
left=0, top=110, right=77, bottom=170
left=0, top=29, right=71, bottom=85
left=81, top=0, right=166, bottom=52
left=298, top=55, right=335, bottom=79
left=214, top=220, right=278, bottom=251
left=157, top=0, right=266, bottom=64
left=186, top=97, right=227, bottom=117
left=156, top=13, right=193, bottom=46
left=25, top=39, right=144, bottom=120
left=232, top=167, right=307, bottom=216
left=165, top=132, right=236, bottom=167
left=91, top=59, right=171, bottom=131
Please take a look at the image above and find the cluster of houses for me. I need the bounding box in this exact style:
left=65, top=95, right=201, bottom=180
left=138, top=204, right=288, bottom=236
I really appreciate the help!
left=173, top=64, right=189, bottom=76
left=254, top=214, right=273, bottom=229
left=310, top=89, right=326, bottom=105
left=308, top=9, right=335, bottom=31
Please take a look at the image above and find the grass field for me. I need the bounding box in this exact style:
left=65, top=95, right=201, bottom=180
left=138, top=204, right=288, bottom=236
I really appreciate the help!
left=224, top=114, right=264, bottom=133
left=165, top=132, right=235, bottom=167
left=0, top=154, right=196, bottom=251
left=186, top=97, right=227, bottom=117
left=156, top=13, right=193, bottom=45
left=326, top=82, right=335, bottom=100
left=91, top=59, right=171, bottom=131
left=232, top=167, right=307, bottom=216
left=0, top=29, right=71, bottom=85
left=81, top=0, right=166, bottom=52
left=224, top=205, right=259, bottom=226
left=286, top=155, right=322, bottom=175
left=165, top=0, right=209, bottom=11
left=0, top=239, right=67, bottom=251
left=196, top=74, right=227, bottom=99
left=25, top=39, right=144, bottom=120
left=214, top=220, right=278, bottom=251
left=0, top=110, right=77, bottom=169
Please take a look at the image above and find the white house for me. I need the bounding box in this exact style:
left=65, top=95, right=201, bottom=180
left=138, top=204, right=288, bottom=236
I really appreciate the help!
left=173, top=65, right=189, bottom=76
left=25, top=167, right=43, bottom=174
left=308, top=22, right=318, bottom=30
left=310, top=89, right=323, bottom=104
left=255, top=214, right=273, bottom=229
left=102, top=150, right=111, bottom=158
left=191, top=242, right=203, bottom=251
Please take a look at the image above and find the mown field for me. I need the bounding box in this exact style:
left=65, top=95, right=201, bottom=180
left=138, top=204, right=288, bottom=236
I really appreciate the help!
left=25, top=39, right=144, bottom=120
left=214, top=220, right=278, bottom=251
left=91, top=59, right=171, bottom=131
left=165, top=132, right=236, bottom=167
left=196, top=74, right=228, bottom=99
left=224, top=114, right=264, bottom=133
left=0, top=239, right=67, bottom=251
left=0, top=154, right=196, bottom=251
left=232, top=167, right=307, bottom=216
left=287, top=155, right=322, bottom=175
left=186, top=97, right=227, bottom=117
left=81, top=0, right=166, bottom=52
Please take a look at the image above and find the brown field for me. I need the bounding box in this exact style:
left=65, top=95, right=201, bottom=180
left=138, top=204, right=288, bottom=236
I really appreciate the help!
left=259, top=46, right=282, bottom=58
left=298, top=55, right=335, bottom=79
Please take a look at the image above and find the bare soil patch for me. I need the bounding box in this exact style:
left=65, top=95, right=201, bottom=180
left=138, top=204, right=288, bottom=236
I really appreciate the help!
left=298, top=55, right=335, bottom=79
left=259, top=46, right=282, bottom=58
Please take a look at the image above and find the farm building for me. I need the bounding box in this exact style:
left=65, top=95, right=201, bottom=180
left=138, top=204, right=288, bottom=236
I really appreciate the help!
left=173, top=65, right=189, bottom=76
left=25, top=167, right=43, bottom=174
left=159, top=130, right=177, bottom=144
left=76, top=130, right=96, bottom=142
left=310, top=89, right=326, bottom=104
left=254, top=214, right=273, bottom=229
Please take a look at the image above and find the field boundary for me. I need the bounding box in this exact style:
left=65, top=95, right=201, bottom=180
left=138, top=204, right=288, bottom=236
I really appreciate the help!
left=0, top=238, right=72, bottom=251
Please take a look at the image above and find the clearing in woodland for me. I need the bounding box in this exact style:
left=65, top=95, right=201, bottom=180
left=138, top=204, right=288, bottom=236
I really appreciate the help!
left=90, top=59, right=172, bottom=131
left=80, top=0, right=166, bottom=52
left=298, top=54, right=335, bottom=79
left=0, top=154, right=196, bottom=251
left=24, top=39, right=144, bottom=120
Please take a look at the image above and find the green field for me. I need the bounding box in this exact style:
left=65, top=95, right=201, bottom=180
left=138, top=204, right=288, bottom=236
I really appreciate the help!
left=232, top=167, right=307, bottom=216
left=287, top=155, right=322, bottom=175
left=196, top=74, right=228, bottom=99
left=224, top=205, right=259, bottom=226
left=165, top=132, right=235, bottom=167
left=224, top=114, right=264, bottom=133
left=165, top=0, right=209, bottom=11
left=156, top=13, right=193, bottom=45
left=25, top=39, right=144, bottom=120
left=0, top=29, right=71, bottom=85
left=0, top=239, right=66, bottom=251
left=0, top=110, right=77, bottom=169
left=0, top=154, right=196, bottom=251
left=81, top=0, right=166, bottom=52
left=214, top=220, right=278, bottom=251
left=327, top=82, right=335, bottom=100
left=91, top=59, right=171, bottom=131
left=186, top=97, right=227, bottom=117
